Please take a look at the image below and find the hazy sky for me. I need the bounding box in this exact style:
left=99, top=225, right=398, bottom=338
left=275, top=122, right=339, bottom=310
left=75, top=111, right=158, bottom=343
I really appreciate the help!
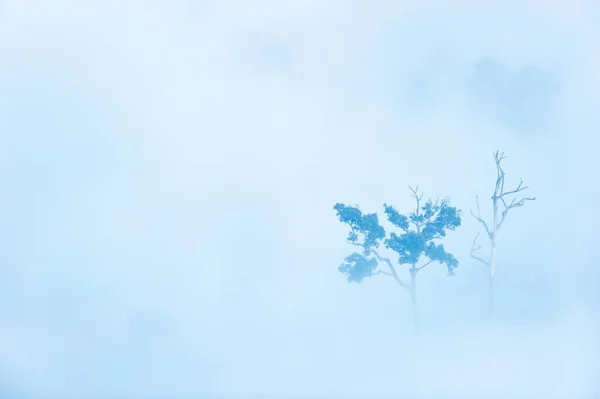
left=0, top=1, right=599, bottom=398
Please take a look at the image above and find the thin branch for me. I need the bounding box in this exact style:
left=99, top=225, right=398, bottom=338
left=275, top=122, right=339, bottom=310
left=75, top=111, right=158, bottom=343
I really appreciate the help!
left=470, top=233, right=490, bottom=267
left=493, top=151, right=507, bottom=199
left=408, top=185, right=425, bottom=232
left=374, top=270, right=393, bottom=277
left=494, top=170, right=504, bottom=199
left=498, top=178, right=529, bottom=198
left=494, top=151, right=507, bottom=168
left=497, top=195, right=536, bottom=230
left=470, top=195, right=492, bottom=239
left=408, top=185, right=424, bottom=203
left=494, top=150, right=506, bottom=162
left=415, top=260, right=434, bottom=272
left=491, top=152, right=536, bottom=230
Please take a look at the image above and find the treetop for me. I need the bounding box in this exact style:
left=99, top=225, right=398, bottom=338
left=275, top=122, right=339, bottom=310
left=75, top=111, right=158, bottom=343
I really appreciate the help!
left=334, top=190, right=462, bottom=283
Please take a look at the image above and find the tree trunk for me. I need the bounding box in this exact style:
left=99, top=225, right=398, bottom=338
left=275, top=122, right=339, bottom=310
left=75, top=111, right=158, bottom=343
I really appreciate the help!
left=489, top=242, right=496, bottom=317
left=410, top=271, right=419, bottom=333
left=488, top=271, right=494, bottom=317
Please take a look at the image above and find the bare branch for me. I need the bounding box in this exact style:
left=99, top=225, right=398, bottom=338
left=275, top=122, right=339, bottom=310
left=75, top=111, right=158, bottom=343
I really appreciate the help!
left=470, top=233, right=490, bottom=267
left=374, top=270, right=393, bottom=277
left=495, top=170, right=504, bottom=197
left=408, top=185, right=425, bottom=231
left=408, top=185, right=424, bottom=203
left=470, top=195, right=492, bottom=238
left=497, top=196, right=536, bottom=230
left=484, top=151, right=537, bottom=233
left=493, top=153, right=533, bottom=200
left=498, top=178, right=529, bottom=199
left=493, top=151, right=508, bottom=199
left=370, top=248, right=411, bottom=290
left=345, top=241, right=410, bottom=290
left=494, top=150, right=507, bottom=166
left=415, top=260, right=434, bottom=272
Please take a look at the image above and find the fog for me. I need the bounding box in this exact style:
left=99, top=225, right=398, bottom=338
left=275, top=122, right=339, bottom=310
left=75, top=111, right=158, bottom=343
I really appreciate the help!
left=0, top=1, right=598, bottom=398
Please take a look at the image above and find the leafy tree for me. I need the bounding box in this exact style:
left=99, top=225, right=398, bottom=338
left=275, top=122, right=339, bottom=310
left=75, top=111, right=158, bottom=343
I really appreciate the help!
left=334, top=186, right=462, bottom=331
left=470, top=151, right=535, bottom=317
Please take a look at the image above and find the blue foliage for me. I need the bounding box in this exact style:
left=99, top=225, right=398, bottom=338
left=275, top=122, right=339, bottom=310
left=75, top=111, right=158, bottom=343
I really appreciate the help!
left=333, top=203, right=385, bottom=247
left=425, top=242, right=458, bottom=269
left=338, top=252, right=378, bottom=283
left=383, top=203, right=409, bottom=231
left=385, top=231, right=425, bottom=265
left=334, top=192, right=462, bottom=281
left=421, top=198, right=462, bottom=240
left=386, top=197, right=462, bottom=275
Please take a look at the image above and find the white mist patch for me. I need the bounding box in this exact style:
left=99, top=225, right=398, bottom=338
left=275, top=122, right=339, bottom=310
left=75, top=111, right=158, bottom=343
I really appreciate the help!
left=411, top=317, right=597, bottom=398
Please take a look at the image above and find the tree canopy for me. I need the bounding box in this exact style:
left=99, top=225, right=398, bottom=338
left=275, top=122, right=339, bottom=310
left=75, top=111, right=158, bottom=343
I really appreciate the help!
left=334, top=192, right=462, bottom=284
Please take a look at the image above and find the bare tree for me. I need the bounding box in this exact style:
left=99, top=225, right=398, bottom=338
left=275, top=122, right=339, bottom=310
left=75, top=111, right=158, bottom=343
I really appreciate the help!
left=470, top=151, right=536, bottom=316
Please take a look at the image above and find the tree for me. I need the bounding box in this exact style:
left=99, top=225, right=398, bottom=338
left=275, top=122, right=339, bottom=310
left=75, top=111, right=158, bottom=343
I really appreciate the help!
left=470, top=151, right=536, bottom=317
left=334, top=186, right=462, bottom=332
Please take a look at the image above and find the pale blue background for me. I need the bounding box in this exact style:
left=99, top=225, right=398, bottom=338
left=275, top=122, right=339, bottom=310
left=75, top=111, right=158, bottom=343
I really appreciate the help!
left=0, top=1, right=598, bottom=397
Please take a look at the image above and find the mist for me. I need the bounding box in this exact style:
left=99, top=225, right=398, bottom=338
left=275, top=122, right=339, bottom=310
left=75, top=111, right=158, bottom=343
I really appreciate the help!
left=0, top=1, right=598, bottom=398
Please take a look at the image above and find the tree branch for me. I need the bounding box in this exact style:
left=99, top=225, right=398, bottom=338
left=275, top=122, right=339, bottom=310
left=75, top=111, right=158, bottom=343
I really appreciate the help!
left=370, top=248, right=411, bottom=290
left=470, top=233, right=490, bottom=267
left=498, top=178, right=528, bottom=198
left=408, top=185, right=424, bottom=203
left=345, top=241, right=410, bottom=290
left=415, top=260, right=434, bottom=272
left=422, top=197, right=441, bottom=226
left=490, top=153, right=536, bottom=230
left=470, top=195, right=492, bottom=239
left=408, top=185, right=425, bottom=231
left=497, top=195, right=536, bottom=230
left=493, top=151, right=507, bottom=199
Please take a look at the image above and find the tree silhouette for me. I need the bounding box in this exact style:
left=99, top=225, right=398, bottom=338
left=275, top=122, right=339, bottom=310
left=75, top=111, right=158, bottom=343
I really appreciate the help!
left=470, top=151, right=535, bottom=317
left=334, top=186, right=462, bottom=331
